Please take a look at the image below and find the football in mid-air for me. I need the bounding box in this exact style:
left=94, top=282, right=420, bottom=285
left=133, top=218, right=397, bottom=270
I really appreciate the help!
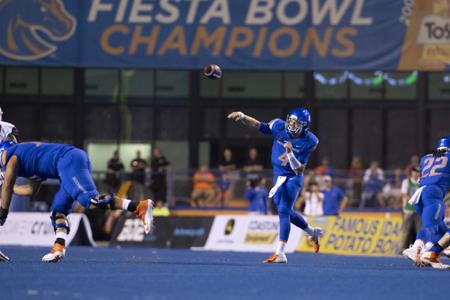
left=203, top=64, right=222, bottom=79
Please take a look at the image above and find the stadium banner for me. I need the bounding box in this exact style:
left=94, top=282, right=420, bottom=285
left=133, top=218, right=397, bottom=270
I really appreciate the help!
left=297, top=212, right=402, bottom=256
left=110, top=214, right=214, bottom=248
left=201, top=215, right=303, bottom=253
left=0, top=0, right=448, bottom=70
left=0, top=213, right=96, bottom=247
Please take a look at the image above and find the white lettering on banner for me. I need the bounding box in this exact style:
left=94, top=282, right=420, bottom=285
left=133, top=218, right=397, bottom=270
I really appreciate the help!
left=246, top=0, right=275, bottom=25
left=0, top=213, right=95, bottom=247
left=156, top=0, right=180, bottom=24
left=201, top=215, right=302, bottom=253
left=200, top=0, right=230, bottom=24
left=87, top=0, right=372, bottom=26
left=130, top=0, right=154, bottom=23
left=88, top=0, right=114, bottom=22
left=117, top=219, right=145, bottom=242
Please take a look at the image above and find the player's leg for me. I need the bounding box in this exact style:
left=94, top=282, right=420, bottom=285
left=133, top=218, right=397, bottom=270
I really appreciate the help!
left=58, top=149, right=154, bottom=233
left=42, top=188, right=73, bottom=263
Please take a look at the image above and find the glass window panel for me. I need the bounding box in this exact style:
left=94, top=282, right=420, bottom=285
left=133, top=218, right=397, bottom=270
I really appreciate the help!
left=317, top=109, right=348, bottom=169
left=84, top=106, right=119, bottom=140
left=41, top=106, right=74, bottom=143
left=284, top=72, right=305, bottom=99
left=154, top=141, right=188, bottom=171
left=429, top=109, right=450, bottom=149
left=384, top=72, right=417, bottom=100
left=349, top=72, right=383, bottom=100
left=222, top=72, right=282, bottom=98
left=351, top=109, right=383, bottom=165
left=85, top=69, right=119, bottom=97
left=87, top=143, right=151, bottom=172
left=156, top=108, right=189, bottom=139
left=315, top=72, right=347, bottom=100
left=386, top=110, right=417, bottom=168
left=429, top=73, right=450, bottom=100
left=6, top=67, right=38, bottom=95
left=41, top=68, right=73, bottom=96
left=156, top=71, right=189, bottom=97
left=5, top=105, right=39, bottom=140
left=202, top=108, right=221, bottom=138
left=121, top=69, right=154, bottom=98
left=124, top=106, right=154, bottom=140
left=0, top=68, right=3, bottom=94
left=200, top=76, right=220, bottom=98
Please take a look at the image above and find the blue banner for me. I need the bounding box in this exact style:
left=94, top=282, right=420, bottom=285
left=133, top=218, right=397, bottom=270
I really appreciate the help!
left=0, top=0, right=448, bottom=70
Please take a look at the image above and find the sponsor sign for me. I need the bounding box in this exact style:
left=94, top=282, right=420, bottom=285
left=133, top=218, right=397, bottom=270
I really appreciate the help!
left=202, top=215, right=303, bottom=253
left=297, top=212, right=402, bottom=256
left=0, top=213, right=96, bottom=247
left=110, top=214, right=213, bottom=248
left=0, top=0, right=447, bottom=70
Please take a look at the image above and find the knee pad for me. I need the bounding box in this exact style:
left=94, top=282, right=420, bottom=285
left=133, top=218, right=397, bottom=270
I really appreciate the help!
left=50, top=212, right=70, bottom=234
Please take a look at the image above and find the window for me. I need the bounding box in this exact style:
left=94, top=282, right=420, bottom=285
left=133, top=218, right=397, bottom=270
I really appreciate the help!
left=349, top=72, right=383, bottom=100
left=87, top=143, right=151, bottom=172
left=85, top=69, right=119, bottom=97
left=384, top=72, right=417, bottom=100
left=222, top=72, right=282, bottom=98
left=41, top=106, right=74, bottom=142
left=41, top=68, right=74, bottom=96
left=200, top=76, right=220, bottom=98
left=84, top=106, right=119, bottom=140
left=317, top=109, right=348, bottom=169
left=386, top=110, right=417, bottom=167
left=284, top=72, right=305, bottom=99
left=6, top=67, right=38, bottom=95
left=0, top=68, right=3, bottom=94
left=429, top=73, right=450, bottom=100
left=351, top=109, right=383, bottom=164
left=156, top=71, right=189, bottom=97
left=156, top=107, right=189, bottom=139
left=121, top=70, right=154, bottom=98
left=315, top=72, right=347, bottom=100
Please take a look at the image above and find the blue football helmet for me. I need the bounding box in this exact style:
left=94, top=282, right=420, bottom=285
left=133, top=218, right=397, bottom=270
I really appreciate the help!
left=285, top=108, right=311, bottom=136
left=0, top=140, right=15, bottom=168
left=436, top=136, right=450, bottom=151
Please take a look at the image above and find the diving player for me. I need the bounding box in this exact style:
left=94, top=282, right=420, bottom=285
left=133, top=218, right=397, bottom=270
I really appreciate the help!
left=0, top=141, right=153, bottom=263
left=228, top=108, right=324, bottom=263
left=402, top=137, right=450, bottom=269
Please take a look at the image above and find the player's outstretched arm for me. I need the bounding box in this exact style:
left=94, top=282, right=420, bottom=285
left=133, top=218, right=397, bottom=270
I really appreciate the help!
left=227, top=111, right=261, bottom=129
left=0, top=156, right=19, bottom=225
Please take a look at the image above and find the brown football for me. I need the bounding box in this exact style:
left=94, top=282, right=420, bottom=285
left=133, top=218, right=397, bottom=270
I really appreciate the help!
left=203, top=64, right=222, bottom=80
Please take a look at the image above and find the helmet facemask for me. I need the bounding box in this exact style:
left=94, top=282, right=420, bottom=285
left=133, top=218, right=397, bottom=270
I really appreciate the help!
left=286, top=115, right=307, bottom=136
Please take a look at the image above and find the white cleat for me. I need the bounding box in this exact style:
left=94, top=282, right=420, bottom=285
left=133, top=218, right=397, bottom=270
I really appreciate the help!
left=442, top=247, right=450, bottom=258
left=420, top=251, right=450, bottom=269
left=262, top=253, right=288, bottom=264
left=402, top=246, right=424, bottom=266
left=135, top=199, right=154, bottom=234
left=42, top=244, right=66, bottom=263
left=0, top=250, right=10, bottom=262
left=308, top=227, right=325, bottom=253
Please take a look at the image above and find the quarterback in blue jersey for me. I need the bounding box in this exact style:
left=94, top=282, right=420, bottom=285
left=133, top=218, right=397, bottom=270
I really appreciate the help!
left=0, top=141, right=153, bottom=262
left=402, top=137, right=450, bottom=269
left=228, top=108, right=324, bottom=263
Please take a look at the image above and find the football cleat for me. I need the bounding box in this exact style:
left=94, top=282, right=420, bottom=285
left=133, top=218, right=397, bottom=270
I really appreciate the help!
left=42, top=243, right=65, bottom=263
left=0, top=250, right=10, bottom=262
left=135, top=199, right=154, bottom=234
left=308, top=227, right=325, bottom=253
left=420, top=251, right=450, bottom=269
left=442, top=247, right=450, bottom=258
left=402, top=246, right=425, bottom=267
left=263, top=253, right=287, bottom=264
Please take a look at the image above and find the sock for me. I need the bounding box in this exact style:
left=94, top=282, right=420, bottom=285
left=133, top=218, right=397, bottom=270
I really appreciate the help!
left=55, top=231, right=67, bottom=247
left=122, top=199, right=131, bottom=210
left=276, top=241, right=287, bottom=255
left=304, top=226, right=314, bottom=236
left=424, top=241, right=433, bottom=251
left=412, top=239, right=424, bottom=250
left=127, top=201, right=138, bottom=212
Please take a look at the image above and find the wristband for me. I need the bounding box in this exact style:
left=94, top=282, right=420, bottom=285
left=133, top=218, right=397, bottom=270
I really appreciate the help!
left=286, top=152, right=302, bottom=170
left=237, top=112, right=245, bottom=121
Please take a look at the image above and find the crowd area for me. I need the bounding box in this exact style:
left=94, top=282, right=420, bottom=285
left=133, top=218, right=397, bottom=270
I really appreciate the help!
left=100, top=147, right=425, bottom=216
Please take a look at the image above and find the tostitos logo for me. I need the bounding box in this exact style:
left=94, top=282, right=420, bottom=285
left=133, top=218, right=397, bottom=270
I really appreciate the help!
left=0, top=0, right=76, bottom=61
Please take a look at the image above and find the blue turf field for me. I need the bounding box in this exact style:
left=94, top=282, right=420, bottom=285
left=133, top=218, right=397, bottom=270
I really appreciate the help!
left=0, top=246, right=449, bottom=300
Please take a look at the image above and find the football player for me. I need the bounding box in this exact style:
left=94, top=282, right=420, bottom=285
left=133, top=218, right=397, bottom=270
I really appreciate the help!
left=0, top=140, right=153, bottom=262
left=228, top=108, right=324, bottom=263
left=402, top=137, right=450, bottom=269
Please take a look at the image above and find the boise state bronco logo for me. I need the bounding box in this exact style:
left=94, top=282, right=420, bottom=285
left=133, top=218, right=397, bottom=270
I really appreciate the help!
left=0, top=0, right=76, bottom=61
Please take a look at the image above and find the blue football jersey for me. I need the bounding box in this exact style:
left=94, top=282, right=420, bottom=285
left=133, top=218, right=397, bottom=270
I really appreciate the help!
left=3, top=142, right=74, bottom=180
left=259, top=119, right=318, bottom=177
left=419, top=152, right=450, bottom=192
